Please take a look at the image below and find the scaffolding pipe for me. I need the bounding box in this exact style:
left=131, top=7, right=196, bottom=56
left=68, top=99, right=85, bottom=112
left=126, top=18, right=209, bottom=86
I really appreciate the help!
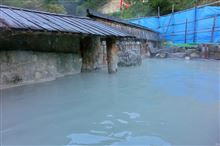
left=211, top=15, right=216, bottom=42
left=198, top=0, right=220, bottom=8
left=193, top=2, right=198, bottom=43
left=184, top=19, right=188, bottom=43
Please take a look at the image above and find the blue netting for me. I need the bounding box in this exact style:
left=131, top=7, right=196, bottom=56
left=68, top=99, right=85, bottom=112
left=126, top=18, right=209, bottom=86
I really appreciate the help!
left=129, top=6, right=220, bottom=44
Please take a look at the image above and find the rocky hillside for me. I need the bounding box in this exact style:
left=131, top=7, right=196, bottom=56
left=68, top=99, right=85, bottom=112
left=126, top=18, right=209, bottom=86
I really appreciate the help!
left=99, top=0, right=121, bottom=14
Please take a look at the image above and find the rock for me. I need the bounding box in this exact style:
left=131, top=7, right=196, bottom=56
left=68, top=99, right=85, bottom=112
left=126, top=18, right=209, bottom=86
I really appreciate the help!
left=169, top=52, right=186, bottom=58
left=175, top=47, right=186, bottom=53
left=207, top=44, right=218, bottom=52
left=185, top=49, right=197, bottom=55
left=35, top=72, right=42, bottom=80
left=213, top=52, right=220, bottom=60
left=156, top=52, right=167, bottom=58
left=185, top=56, right=191, bottom=60
left=2, top=73, right=22, bottom=84
left=190, top=52, right=200, bottom=58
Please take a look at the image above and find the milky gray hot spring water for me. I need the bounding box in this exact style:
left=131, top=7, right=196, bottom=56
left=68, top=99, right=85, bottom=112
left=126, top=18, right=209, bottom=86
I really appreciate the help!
left=1, top=59, right=220, bottom=145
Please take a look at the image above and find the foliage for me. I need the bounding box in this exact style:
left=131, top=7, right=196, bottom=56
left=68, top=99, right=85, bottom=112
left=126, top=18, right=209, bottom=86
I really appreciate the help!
left=1, top=0, right=218, bottom=18
left=148, top=0, right=197, bottom=14
left=45, top=3, right=66, bottom=14
left=112, top=0, right=217, bottom=18
left=1, top=0, right=43, bottom=9
left=1, top=0, right=66, bottom=13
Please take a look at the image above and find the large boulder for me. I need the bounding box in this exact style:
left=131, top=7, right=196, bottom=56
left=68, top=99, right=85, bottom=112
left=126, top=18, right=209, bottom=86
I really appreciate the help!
left=118, top=50, right=142, bottom=67
left=169, top=52, right=186, bottom=58
left=156, top=52, right=167, bottom=58
left=190, top=52, right=201, bottom=58
left=185, top=49, right=197, bottom=55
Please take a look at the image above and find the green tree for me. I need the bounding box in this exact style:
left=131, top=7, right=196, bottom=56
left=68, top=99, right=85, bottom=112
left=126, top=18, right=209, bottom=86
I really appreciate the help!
left=1, top=0, right=66, bottom=13
left=112, top=0, right=207, bottom=18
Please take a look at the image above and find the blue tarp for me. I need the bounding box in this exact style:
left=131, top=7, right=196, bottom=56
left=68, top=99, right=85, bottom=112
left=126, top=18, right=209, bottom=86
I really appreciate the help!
left=130, top=6, right=220, bottom=44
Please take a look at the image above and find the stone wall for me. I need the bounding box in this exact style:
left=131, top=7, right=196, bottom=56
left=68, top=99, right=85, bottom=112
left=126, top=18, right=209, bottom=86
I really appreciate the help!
left=0, top=51, right=82, bottom=89
left=80, top=36, right=102, bottom=71
left=117, top=40, right=142, bottom=67
left=207, top=44, right=220, bottom=59
left=0, top=32, right=83, bottom=89
left=99, top=39, right=159, bottom=67
left=155, top=44, right=220, bottom=60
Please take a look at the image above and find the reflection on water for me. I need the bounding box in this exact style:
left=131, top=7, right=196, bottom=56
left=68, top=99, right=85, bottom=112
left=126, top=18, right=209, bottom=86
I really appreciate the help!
left=67, top=133, right=114, bottom=145
left=67, top=112, right=171, bottom=145
left=1, top=59, right=220, bottom=145
left=67, top=133, right=171, bottom=146
left=123, top=112, right=140, bottom=119
left=112, top=136, right=171, bottom=146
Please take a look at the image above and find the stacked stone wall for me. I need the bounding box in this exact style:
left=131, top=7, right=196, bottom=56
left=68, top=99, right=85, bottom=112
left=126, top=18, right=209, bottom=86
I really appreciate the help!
left=0, top=51, right=82, bottom=89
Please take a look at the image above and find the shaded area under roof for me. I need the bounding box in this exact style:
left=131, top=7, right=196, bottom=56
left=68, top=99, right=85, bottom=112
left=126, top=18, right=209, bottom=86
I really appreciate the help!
left=0, top=5, right=132, bottom=38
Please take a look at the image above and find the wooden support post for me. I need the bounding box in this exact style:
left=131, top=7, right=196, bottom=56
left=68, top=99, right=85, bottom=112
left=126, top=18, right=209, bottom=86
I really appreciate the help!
left=184, top=19, right=188, bottom=43
left=106, top=38, right=118, bottom=74
left=211, top=15, right=216, bottom=43
left=80, top=36, right=100, bottom=72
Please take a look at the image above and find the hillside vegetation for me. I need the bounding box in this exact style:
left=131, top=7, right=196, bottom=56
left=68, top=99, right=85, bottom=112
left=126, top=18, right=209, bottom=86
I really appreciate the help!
left=112, top=0, right=219, bottom=18
left=0, top=0, right=218, bottom=18
left=1, top=0, right=66, bottom=13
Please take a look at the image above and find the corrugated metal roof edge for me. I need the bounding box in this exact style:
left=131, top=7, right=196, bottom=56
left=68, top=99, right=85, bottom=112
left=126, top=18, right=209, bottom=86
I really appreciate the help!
left=0, top=4, right=89, bottom=19
left=0, top=27, right=134, bottom=39
left=87, top=9, right=159, bottom=34
left=0, top=5, right=135, bottom=38
left=0, top=27, right=134, bottom=38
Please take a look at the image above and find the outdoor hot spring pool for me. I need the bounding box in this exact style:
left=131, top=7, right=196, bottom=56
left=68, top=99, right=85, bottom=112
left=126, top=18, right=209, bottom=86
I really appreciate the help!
left=1, top=58, right=220, bottom=145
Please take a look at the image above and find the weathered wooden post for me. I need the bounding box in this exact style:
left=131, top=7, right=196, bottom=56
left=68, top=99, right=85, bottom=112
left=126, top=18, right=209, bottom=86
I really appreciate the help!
left=80, top=36, right=100, bottom=72
left=106, top=37, right=118, bottom=74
